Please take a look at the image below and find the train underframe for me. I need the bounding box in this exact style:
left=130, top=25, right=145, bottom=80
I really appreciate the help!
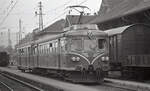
left=18, top=66, right=105, bottom=83
left=109, top=62, right=150, bottom=80
left=122, top=66, right=150, bottom=80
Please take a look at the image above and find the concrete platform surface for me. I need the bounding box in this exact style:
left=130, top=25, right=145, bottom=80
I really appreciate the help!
left=0, top=67, right=99, bottom=91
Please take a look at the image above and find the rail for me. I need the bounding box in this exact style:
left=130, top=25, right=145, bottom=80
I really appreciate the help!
left=0, top=81, right=14, bottom=91
left=1, top=73, right=44, bottom=91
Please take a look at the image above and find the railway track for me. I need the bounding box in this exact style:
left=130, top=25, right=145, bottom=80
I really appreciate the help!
left=0, top=73, right=44, bottom=91
left=0, top=81, right=13, bottom=91
left=2, top=67, right=150, bottom=91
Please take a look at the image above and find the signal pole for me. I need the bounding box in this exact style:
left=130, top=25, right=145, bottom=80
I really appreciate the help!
left=35, top=1, right=44, bottom=31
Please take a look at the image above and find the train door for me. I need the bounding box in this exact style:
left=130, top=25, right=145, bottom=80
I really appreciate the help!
left=27, top=47, right=31, bottom=68
left=59, top=37, right=67, bottom=68
left=17, top=49, right=21, bottom=67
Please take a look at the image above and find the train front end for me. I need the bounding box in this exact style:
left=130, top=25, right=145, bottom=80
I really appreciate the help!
left=65, top=24, right=109, bottom=83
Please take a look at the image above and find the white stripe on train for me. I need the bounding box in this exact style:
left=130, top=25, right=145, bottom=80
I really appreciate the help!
left=91, top=52, right=105, bottom=64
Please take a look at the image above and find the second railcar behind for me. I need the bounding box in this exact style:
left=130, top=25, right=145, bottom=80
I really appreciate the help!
left=105, top=24, right=150, bottom=79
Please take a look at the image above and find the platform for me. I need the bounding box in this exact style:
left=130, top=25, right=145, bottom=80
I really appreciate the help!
left=0, top=67, right=99, bottom=91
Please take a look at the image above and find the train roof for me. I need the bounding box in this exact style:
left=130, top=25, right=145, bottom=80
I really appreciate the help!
left=17, top=24, right=108, bottom=48
left=34, top=34, right=64, bottom=44
left=104, top=25, right=131, bottom=36
left=16, top=41, right=33, bottom=49
left=63, top=24, right=108, bottom=37
left=105, top=24, right=150, bottom=36
left=35, top=29, right=108, bottom=44
left=65, top=29, right=108, bottom=37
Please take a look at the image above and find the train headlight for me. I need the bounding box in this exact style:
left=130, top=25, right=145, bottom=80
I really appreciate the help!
left=101, top=56, right=109, bottom=61
left=101, top=57, right=105, bottom=61
left=72, top=57, right=76, bottom=61
left=76, top=57, right=80, bottom=61
left=71, top=57, right=80, bottom=62
left=105, top=56, right=109, bottom=61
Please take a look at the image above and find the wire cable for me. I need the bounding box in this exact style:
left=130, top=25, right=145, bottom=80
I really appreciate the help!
left=45, top=10, right=68, bottom=27
left=0, top=0, right=14, bottom=15
left=0, top=0, right=18, bottom=26
left=79, top=0, right=88, bottom=5
left=45, top=0, right=72, bottom=13
left=42, top=0, right=89, bottom=28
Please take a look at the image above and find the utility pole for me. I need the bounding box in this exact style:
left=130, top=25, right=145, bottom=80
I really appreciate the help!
left=19, top=19, right=22, bottom=44
left=35, top=1, right=44, bottom=31
left=8, top=29, right=11, bottom=47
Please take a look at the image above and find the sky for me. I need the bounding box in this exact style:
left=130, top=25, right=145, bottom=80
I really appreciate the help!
left=0, top=0, right=102, bottom=34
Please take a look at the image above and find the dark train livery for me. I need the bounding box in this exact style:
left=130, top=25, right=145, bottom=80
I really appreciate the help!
left=105, top=24, right=150, bottom=79
left=16, top=24, right=109, bottom=83
left=0, top=52, right=9, bottom=67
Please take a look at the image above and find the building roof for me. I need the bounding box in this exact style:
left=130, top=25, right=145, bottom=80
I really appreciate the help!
left=90, top=0, right=150, bottom=24
left=43, top=19, right=65, bottom=32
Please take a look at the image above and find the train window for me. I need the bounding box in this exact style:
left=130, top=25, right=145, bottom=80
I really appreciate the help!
left=45, top=44, right=48, bottom=54
left=24, top=48, right=26, bottom=55
left=40, top=46, right=42, bottom=54
left=44, top=45, right=46, bottom=54
left=38, top=46, right=40, bottom=54
left=21, top=49, right=24, bottom=55
left=98, top=39, right=106, bottom=49
left=23, top=49, right=25, bottom=55
left=39, top=45, right=42, bottom=54
left=113, top=36, right=117, bottom=48
left=49, top=43, right=52, bottom=47
left=60, top=38, right=67, bottom=51
left=42, top=45, right=44, bottom=54
left=61, top=40, right=65, bottom=47
left=28, top=47, right=30, bottom=54
left=55, top=42, right=58, bottom=48
left=42, top=45, right=45, bottom=54
left=70, top=38, right=82, bottom=51
left=84, top=38, right=97, bottom=51
left=35, top=46, right=37, bottom=54
left=49, top=47, right=52, bottom=53
left=46, top=44, right=49, bottom=54
left=32, top=48, right=34, bottom=55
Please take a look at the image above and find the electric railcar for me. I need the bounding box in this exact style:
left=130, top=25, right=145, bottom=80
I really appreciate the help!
left=16, top=24, right=109, bottom=83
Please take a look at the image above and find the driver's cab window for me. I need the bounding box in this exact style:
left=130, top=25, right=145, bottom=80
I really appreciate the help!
left=98, top=39, right=106, bottom=49
left=70, top=38, right=82, bottom=51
